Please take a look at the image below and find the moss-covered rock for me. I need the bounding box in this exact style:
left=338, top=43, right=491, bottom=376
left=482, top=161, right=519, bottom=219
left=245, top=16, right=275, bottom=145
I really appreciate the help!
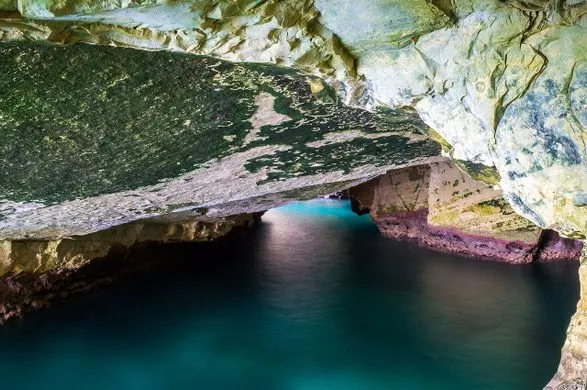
left=0, top=42, right=442, bottom=239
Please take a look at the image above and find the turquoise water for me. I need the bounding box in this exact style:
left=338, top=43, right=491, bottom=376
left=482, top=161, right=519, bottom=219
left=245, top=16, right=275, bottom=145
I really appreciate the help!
left=0, top=200, right=579, bottom=390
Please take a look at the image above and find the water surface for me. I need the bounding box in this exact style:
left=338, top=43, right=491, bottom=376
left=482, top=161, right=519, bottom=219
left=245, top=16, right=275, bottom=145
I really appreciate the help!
left=0, top=200, right=579, bottom=390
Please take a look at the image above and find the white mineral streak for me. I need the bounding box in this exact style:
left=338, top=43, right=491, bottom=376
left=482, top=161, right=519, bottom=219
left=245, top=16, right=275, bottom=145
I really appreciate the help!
left=242, top=92, right=291, bottom=147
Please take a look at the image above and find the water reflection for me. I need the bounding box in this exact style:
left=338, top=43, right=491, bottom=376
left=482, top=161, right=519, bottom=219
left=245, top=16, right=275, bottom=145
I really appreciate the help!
left=256, top=204, right=350, bottom=326
left=0, top=200, right=579, bottom=390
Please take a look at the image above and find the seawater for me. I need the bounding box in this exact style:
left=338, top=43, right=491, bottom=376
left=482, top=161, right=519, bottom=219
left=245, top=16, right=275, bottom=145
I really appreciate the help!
left=0, top=200, right=579, bottom=390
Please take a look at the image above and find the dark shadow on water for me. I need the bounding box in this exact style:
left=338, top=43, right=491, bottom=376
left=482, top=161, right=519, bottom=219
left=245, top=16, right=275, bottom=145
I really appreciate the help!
left=0, top=200, right=579, bottom=390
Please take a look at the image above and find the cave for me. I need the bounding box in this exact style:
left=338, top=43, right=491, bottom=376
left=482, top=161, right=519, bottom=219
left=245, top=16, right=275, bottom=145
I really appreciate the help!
left=0, top=0, right=586, bottom=388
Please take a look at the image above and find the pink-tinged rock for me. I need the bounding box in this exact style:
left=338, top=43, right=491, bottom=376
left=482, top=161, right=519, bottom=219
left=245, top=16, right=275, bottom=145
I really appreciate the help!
left=352, top=162, right=583, bottom=263
left=374, top=209, right=538, bottom=264
left=537, top=230, right=584, bottom=262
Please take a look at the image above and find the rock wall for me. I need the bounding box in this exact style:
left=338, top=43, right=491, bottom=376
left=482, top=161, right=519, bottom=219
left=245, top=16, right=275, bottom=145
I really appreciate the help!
left=2, top=0, right=583, bottom=236
left=547, top=250, right=587, bottom=390
left=0, top=42, right=442, bottom=240
left=350, top=162, right=583, bottom=264
left=0, top=212, right=262, bottom=324
left=427, top=162, right=538, bottom=239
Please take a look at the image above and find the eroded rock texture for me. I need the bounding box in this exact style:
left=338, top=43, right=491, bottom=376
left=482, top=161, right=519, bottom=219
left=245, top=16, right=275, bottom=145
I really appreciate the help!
left=350, top=162, right=583, bottom=264
left=0, top=0, right=586, bottom=387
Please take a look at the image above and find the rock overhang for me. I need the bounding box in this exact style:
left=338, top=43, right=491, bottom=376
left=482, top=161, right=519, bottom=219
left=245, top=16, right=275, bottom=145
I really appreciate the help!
left=0, top=2, right=586, bottom=387
left=0, top=41, right=444, bottom=240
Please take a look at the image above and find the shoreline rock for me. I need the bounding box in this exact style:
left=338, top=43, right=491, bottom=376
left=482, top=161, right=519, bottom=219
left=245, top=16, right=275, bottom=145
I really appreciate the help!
left=374, top=209, right=583, bottom=263
left=0, top=212, right=262, bottom=325
left=350, top=163, right=583, bottom=263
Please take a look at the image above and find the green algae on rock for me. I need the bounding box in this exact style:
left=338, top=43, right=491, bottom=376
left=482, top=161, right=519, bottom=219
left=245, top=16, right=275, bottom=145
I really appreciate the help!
left=0, top=0, right=15, bottom=11
left=0, top=42, right=442, bottom=239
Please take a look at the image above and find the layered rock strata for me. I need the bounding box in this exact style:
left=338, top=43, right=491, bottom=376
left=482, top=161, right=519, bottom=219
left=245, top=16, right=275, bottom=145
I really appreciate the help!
left=350, top=162, right=583, bottom=264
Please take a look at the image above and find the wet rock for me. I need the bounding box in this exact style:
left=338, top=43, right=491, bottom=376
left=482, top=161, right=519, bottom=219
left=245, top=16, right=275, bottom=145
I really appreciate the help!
left=350, top=162, right=582, bottom=264
left=0, top=212, right=262, bottom=324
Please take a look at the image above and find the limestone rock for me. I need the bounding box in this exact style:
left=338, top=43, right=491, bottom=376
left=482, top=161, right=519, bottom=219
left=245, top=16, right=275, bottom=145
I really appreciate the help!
left=350, top=162, right=582, bottom=263
left=427, top=162, right=540, bottom=245
left=370, top=165, right=431, bottom=218
left=0, top=42, right=442, bottom=240
left=496, top=21, right=587, bottom=238
left=0, top=213, right=261, bottom=278
left=1, top=1, right=585, bottom=242
left=546, top=250, right=587, bottom=389
left=1, top=0, right=360, bottom=97
left=348, top=178, right=377, bottom=216
left=316, top=0, right=587, bottom=241
left=0, top=1, right=586, bottom=386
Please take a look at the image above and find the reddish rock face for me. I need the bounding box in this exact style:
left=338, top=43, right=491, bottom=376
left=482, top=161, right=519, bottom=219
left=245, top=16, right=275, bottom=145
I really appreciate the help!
left=351, top=163, right=583, bottom=263
left=537, top=230, right=584, bottom=262
left=373, top=209, right=536, bottom=263
left=373, top=209, right=583, bottom=264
